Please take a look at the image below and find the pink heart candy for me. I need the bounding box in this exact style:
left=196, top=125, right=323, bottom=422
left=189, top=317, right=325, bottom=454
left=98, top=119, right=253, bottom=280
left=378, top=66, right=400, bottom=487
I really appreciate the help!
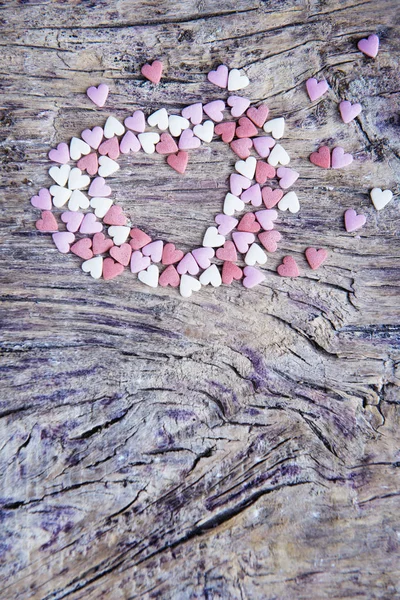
left=181, top=103, right=203, bottom=125
left=177, top=252, right=199, bottom=275
left=71, top=238, right=93, bottom=260
left=246, top=104, right=269, bottom=128
left=110, top=243, right=132, bottom=266
left=191, top=247, right=214, bottom=269
left=87, top=83, right=109, bottom=107
left=141, top=60, right=163, bottom=84
left=306, top=78, right=329, bottom=102
left=227, top=95, right=250, bottom=117
left=207, top=65, right=228, bottom=89
left=159, top=265, right=180, bottom=287
left=255, top=209, right=278, bottom=231
left=52, top=232, right=75, bottom=254
left=103, top=258, right=125, bottom=280
left=344, top=209, right=366, bottom=233
left=339, top=100, right=362, bottom=124
left=230, top=138, right=253, bottom=159
left=331, top=147, right=353, bottom=169
left=36, top=211, right=58, bottom=232
left=277, top=167, right=299, bottom=189
left=31, top=188, right=51, bottom=210
left=130, top=251, right=151, bottom=273
left=241, top=183, right=262, bottom=207
left=203, top=100, right=225, bottom=122
left=88, top=177, right=111, bottom=197
left=81, top=126, right=104, bottom=150
left=61, top=211, right=84, bottom=232
left=167, top=151, right=188, bottom=174
left=305, top=247, right=328, bottom=270
left=236, top=117, right=258, bottom=139
left=120, top=131, right=141, bottom=154
left=77, top=152, right=98, bottom=176
left=80, top=213, right=103, bottom=234
left=214, top=214, right=238, bottom=236
left=277, top=256, right=299, bottom=277
left=230, top=174, right=251, bottom=196
left=156, top=132, right=179, bottom=155
left=48, top=142, right=70, bottom=164
left=216, top=240, right=237, bottom=262
left=258, top=230, right=282, bottom=252
left=358, top=34, right=379, bottom=58
left=142, top=240, right=163, bottom=263
left=124, top=110, right=146, bottom=133
left=232, top=231, right=255, bottom=254
left=178, top=128, right=201, bottom=150
left=243, top=266, right=265, bottom=288
left=98, top=136, right=120, bottom=160
left=253, top=136, right=275, bottom=158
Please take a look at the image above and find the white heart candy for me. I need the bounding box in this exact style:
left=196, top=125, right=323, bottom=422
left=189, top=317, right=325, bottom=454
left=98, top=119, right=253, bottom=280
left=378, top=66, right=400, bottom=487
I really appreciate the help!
left=68, top=167, right=90, bottom=190
left=108, top=225, right=130, bottom=245
left=199, top=264, right=222, bottom=287
left=90, top=197, right=113, bottom=218
left=103, top=116, right=125, bottom=139
left=245, top=243, right=267, bottom=266
left=70, top=137, right=91, bottom=160
left=98, top=156, right=120, bottom=177
left=370, top=188, right=393, bottom=211
left=278, top=191, right=300, bottom=213
left=203, top=226, right=225, bottom=248
left=50, top=185, right=72, bottom=208
left=147, top=108, right=169, bottom=131
left=49, top=164, right=71, bottom=186
left=138, top=264, right=159, bottom=288
left=228, top=69, right=250, bottom=91
left=193, top=120, right=214, bottom=143
left=180, top=274, right=202, bottom=298
left=82, top=256, right=103, bottom=279
left=263, top=117, right=285, bottom=139
left=138, top=132, right=160, bottom=154
left=235, top=156, right=256, bottom=180
left=68, top=189, right=90, bottom=212
left=223, top=193, right=245, bottom=216
left=168, top=115, right=190, bottom=137
left=268, top=144, right=290, bottom=167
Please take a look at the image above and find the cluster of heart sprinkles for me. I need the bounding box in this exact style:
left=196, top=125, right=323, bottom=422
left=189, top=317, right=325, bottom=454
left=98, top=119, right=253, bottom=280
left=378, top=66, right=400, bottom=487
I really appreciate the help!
left=31, top=36, right=395, bottom=297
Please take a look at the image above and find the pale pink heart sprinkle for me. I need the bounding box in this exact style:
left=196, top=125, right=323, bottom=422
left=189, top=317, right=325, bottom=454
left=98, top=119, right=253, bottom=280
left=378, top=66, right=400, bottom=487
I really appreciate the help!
left=255, top=209, right=278, bottom=230
left=179, top=128, right=201, bottom=150
left=243, top=266, right=265, bottom=289
left=339, top=100, right=362, bottom=124
left=31, top=188, right=52, bottom=210
left=130, top=251, right=151, bottom=274
left=80, top=213, right=103, bottom=234
left=252, top=136, right=275, bottom=158
left=191, top=247, right=215, bottom=269
left=52, top=232, right=75, bottom=254
left=61, top=211, right=84, bottom=233
left=87, top=83, right=109, bottom=107
left=277, top=167, right=299, bottom=189
left=214, top=214, right=238, bottom=236
left=142, top=240, right=163, bottom=263
left=203, top=100, right=225, bottom=122
left=227, top=95, right=251, bottom=117
left=241, top=184, right=262, bottom=207
left=88, top=177, right=112, bottom=197
left=331, top=147, right=353, bottom=169
left=124, top=110, right=146, bottom=133
left=81, top=126, right=104, bottom=150
left=232, top=231, right=255, bottom=254
left=358, top=34, right=379, bottom=58
left=230, top=173, right=251, bottom=196
left=306, top=78, right=329, bottom=102
left=120, top=131, right=141, bottom=154
left=48, top=142, right=70, bottom=164
left=207, top=65, right=229, bottom=89
left=344, top=209, right=366, bottom=233
left=176, top=253, right=199, bottom=276
left=181, top=103, right=203, bottom=125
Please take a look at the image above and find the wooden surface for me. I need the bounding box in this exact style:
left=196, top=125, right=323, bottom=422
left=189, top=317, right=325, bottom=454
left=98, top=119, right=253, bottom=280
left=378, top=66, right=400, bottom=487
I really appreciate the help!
left=1, top=1, right=400, bottom=598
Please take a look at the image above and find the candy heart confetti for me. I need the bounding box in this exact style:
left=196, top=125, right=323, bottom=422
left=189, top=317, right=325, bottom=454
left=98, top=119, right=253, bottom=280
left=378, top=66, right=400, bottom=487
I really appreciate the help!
left=277, top=256, right=300, bottom=277
left=228, top=69, right=250, bottom=91
left=120, top=131, right=141, bottom=154
left=71, top=238, right=93, bottom=260
left=104, top=116, right=125, bottom=139
left=141, top=60, right=163, bottom=84
left=222, top=261, right=243, bottom=285
left=31, top=188, right=52, bottom=210
left=262, top=187, right=283, bottom=209
left=331, top=147, right=353, bottom=169
left=235, top=156, right=256, bottom=179
left=36, top=210, right=58, bottom=232
left=306, top=78, right=329, bottom=102
left=148, top=108, right=169, bottom=131
left=263, top=117, right=285, bottom=139
left=142, top=240, right=164, bottom=263
left=278, top=191, right=300, bottom=213
left=255, top=209, right=278, bottom=230
left=103, top=257, right=125, bottom=280
left=230, top=138, right=252, bottom=159
left=181, top=103, right=203, bottom=125
left=245, top=243, right=267, bottom=266
left=168, top=115, right=190, bottom=137
left=177, top=253, right=199, bottom=276
left=277, top=167, right=299, bottom=189
left=258, top=230, right=281, bottom=252
left=138, top=132, right=160, bottom=154
left=370, top=188, right=393, bottom=211
left=309, top=146, right=331, bottom=169
left=159, top=264, right=180, bottom=287
left=227, top=96, right=251, bottom=118
left=215, top=121, right=236, bottom=143
left=339, top=101, right=362, bottom=124
left=199, top=264, right=222, bottom=287
left=358, top=34, right=379, bottom=58
left=81, top=126, right=104, bottom=150
left=246, top=104, right=269, bottom=128
left=130, top=251, right=151, bottom=274
left=124, top=111, right=146, bottom=133
left=70, top=137, right=91, bottom=161
left=48, top=142, right=70, bottom=164
left=180, top=274, right=201, bottom=297
left=344, top=209, right=366, bottom=233
left=178, top=128, right=201, bottom=150
left=167, top=150, right=189, bottom=174
left=193, top=120, right=214, bottom=143
left=268, top=143, right=290, bottom=167
left=82, top=256, right=103, bottom=279
left=52, top=231, right=75, bottom=254
left=243, top=266, right=265, bottom=288
left=87, top=83, right=109, bottom=107
left=90, top=197, right=113, bottom=218
left=253, top=136, right=275, bottom=158
left=203, top=100, right=225, bottom=122
left=235, top=116, right=258, bottom=139
left=305, top=247, right=328, bottom=270
left=207, top=65, right=229, bottom=89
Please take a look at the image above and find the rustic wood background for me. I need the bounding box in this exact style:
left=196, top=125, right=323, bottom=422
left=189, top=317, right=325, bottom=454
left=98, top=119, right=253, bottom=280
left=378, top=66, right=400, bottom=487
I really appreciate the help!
left=1, top=0, right=399, bottom=598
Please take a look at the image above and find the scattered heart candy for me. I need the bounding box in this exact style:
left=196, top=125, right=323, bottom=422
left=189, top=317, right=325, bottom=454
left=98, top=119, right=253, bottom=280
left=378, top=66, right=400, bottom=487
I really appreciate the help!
left=215, top=214, right=238, bottom=236
left=199, top=264, right=222, bottom=287
left=141, top=60, right=163, bottom=84
left=103, top=205, right=127, bottom=226
left=243, top=266, right=265, bottom=288
left=88, top=177, right=111, bottom=197
left=344, top=209, right=366, bottom=233
left=370, top=188, right=393, bottom=211
left=223, top=193, right=245, bottom=216
left=358, top=34, right=379, bottom=58
left=246, top=104, right=269, bottom=128
left=92, top=232, right=114, bottom=255
left=80, top=213, right=103, bottom=234
left=232, top=231, right=255, bottom=254
left=310, top=146, right=331, bottom=169
left=255, top=161, right=276, bottom=184
left=61, top=211, right=84, bottom=232
left=138, top=132, right=160, bottom=154
left=215, top=122, right=236, bottom=143
left=130, top=251, right=151, bottom=273
left=255, top=209, right=278, bottom=231
left=177, top=252, right=199, bottom=276
left=98, top=156, right=120, bottom=177
left=110, top=243, right=132, bottom=266
left=142, top=240, right=163, bottom=263
left=253, top=136, right=275, bottom=158
left=268, top=143, right=290, bottom=167
left=178, top=128, right=201, bottom=150
left=31, top=188, right=52, bottom=210
left=230, top=174, right=251, bottom=196
left=48, top=142, right=70, bottom=164
left=277, top=167, right=299, bottom=189
left=331, top=147, right=353, bottom=169
left=159, top=265, right=180, bottom=287
left=230, top=138, right=253, bottom=159
left=90, top=197, right=113, bottom=218
left=82, top=256, right=103, bottom=279
left=306, top=78, right=329, bottom=102
left=227, top=96, right=250, bottom=118
left=203, top=100, right=225, bottom=123
left=277, top=256, right=299, bottom=277
left=263, top=117, right=285, bottom=139
left=222, top=261, right=243, bottom=285
left=241, top=184, right=262, bottom=207
left=36, top=210, right=58, bottom=232
left=70, top=137, right=92, bottom=161
left=167, top=150, right=189, bottom=174
left=278, top=191, right=300, bottom=213
left=180, top=274, right=201, bottom=297
left=228, top=69, right=249, bottom=91
left=245, top=243, right=267, bottom=266
left=235, top=117, right=258, bottom=139
left=191, top=247, right=214, bottom=270
left=129, top=228, right=152, bottom=250
left=103, top=116, right=125, bottom=139
left=208, top=65, right=229, bottom=89
left=305, top=247, right=328, bottom=270
left=87, top=83, right=109, bottom=107
left=148, top=108, right=169, bottom=131
left=235, top=156, right=256, bottom=180
left=103, top=257, right=125, bottom=280
left=108, top=225, right=130, bottom=245
left=77, top=152, right=99, bottom=176
left=50, top=185, right=72, bottom=208
left=71, top=238, right=93, bottom=260
left=120, top=131, right=141, bottom=154
left=168, top=115, right=190, bottom=137
left=98, top=136, right=120, bottom=160
left=237, top=212, right=260, bottom=233
left=203, top=227, right=225, bottom=248
left=81, top=126, right=104, bottom=150
left=52, top=232, right=75, bottom=253
left=49, top=164, right=70, bottom=186
left=216, top=240, right=238, bottom=262
left=339, top=101, right=362, bottom=124
left=258, top=230, right=281, bottom=252
left=193, top=120, right=214, bottom=143
left=124, top=111, right=146, bottom=133
left=68, top=167, right=90, bottom=190
left=262, top=187, right=283, bottom=209
left=181, top=103, right=203, bottom=125
left=156, top=132, right=179, bottom=155
left=162, top=243, right=184, bottom=265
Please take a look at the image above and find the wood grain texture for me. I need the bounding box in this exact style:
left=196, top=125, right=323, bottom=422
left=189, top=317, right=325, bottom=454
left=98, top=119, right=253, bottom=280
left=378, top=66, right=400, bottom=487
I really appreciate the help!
left=1, top=0, right=399, bottom=598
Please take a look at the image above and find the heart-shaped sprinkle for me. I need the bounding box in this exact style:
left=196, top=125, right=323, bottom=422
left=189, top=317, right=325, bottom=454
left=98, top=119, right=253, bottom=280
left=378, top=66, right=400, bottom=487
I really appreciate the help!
left=138, top=132, right=160, bottom=154
left=222, top=261, right=243, bottom=285
left=223, top=193, right=245, bottom=216
left=191, top=247, right=215, bottom=269
left=253, top=136, right=275, bottom=158
left=215, top=214, right=238, bottom=236
left=246, top=104, right=269, bottom=128
left=215, top=122, right=236, bottom=143
left=199, top=264, right=222, bottom=287
left=61, top=210, right=84, bottom=232
left=236, top=116, right=258, bottom=139
left=278, top=191, right=300, bottom=213
left=168, top=115, right=190, bottom=137
left=344, top=209, right=366, bottom=232
left=98, top=136, right=120, bottom=160
left=98, top=156, right=120, bottom=177
left=277, top=167, right=299, bottom=189
left=178, top=128, right=201, bottom=150
left=331, top=147, right=353, bottom=169
left=90, top=197, right=113, bottom=218
left=263, top=117, right=285, bottom=139
left=103, top=205, right=127, bottom=226
left=50, top=185, right=72, bottom=208
left=305, top=247, right=328, bottom=270
left=262, top=187, right=283, bottom=209
left=243, top=266, right=265, bottom=288
left=82, top=256, right=103, bottom=279
left=124, top=110, right=146, bottom=133
left=193, top=120, right=214, bottom=143
left=207, top=65, right=229, bottom=89
left=120, top=131, right=141, bottom=154
left=255, top=209, right=278, bottom=230
left=241, top=183, right=262, bottom=207
left=138, top=264, right=160, bottom=288
left=245, top=243, right=267, bottom=266
left=52, top=232, right=75, bottom=253
left=162, top=243, right=184, bottom=265
left=141, top=60, right=163, bottom=84
left=88, top=177, right=111, bottom=197
left=230, top=174, right=251, bottom=196
left=177, top=252, right=199, bottom=276
left=255, top=160, right=276, bottom=184
left=238, top=213, right=261, bottom=233
left=235, top=156, right=256, bottom=179
left=104, top=116, right=125, bottom=139
left=277, top=256, right=299, bottom=277
left=129, top=228, right=152, bottom=250
left=80, top=213, right=103, bottom=234
left=31, top=188, right=51, bottom=210
left=142, top=240, right=164, bottom=263
left=77, top=153, right=99, bottom=176
left=110, top=243, right=132, bottom=266
left=227, top=96, right=251, bottom=117
left=180, top=274, right=201, bottom=297
left=268, top=143, right=290, bottom=167
left=48, top=142, right=70, bottom=164
left=167, top=150, right=189, bottom=174
left=92, top=232, right=114, bottom=255
left=108, top=225, right=130, bottom=245
left=358, top=34, right=379, bottom=58
left=370, top=188, right=393, bottom=211
left=306, top=78, right=329, bottom=102
left=310, top=146, right=331, bottom=169
left=156, top=132, right=179, bottom=155
left=203, top=100, right=225, bottom=122
left=103, top=258, right=124, bottom=280
left=68, top=167, right=90, bottom=190
left=148, top=108, right=169, bottom=131
left=258, top=230, right=282, bottom=252
left=232, top=231, right=255, bottom=254
left=203, top=226, right=225, bottom=248
left=339, top=101, right=362, bottom=124
left=81, top=126, right=104, bottom=150
left=70, top=137, right=91, bottom=160
left=230, top=138, right=253, bottom=159
left=216, top=240, right=237, bottom=262
left=130, top=251, right=151, bottom=273
left=159, top=265, right=180, bottom=287
left=49, top=164, right=70, bottom=186
left=87, top=83, right=109, bottom=107
left=228, top=69, right=249, bottom=91
left=181, top=103, right=203, bottom=125
left=71, top=238, right=93, bottom=260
